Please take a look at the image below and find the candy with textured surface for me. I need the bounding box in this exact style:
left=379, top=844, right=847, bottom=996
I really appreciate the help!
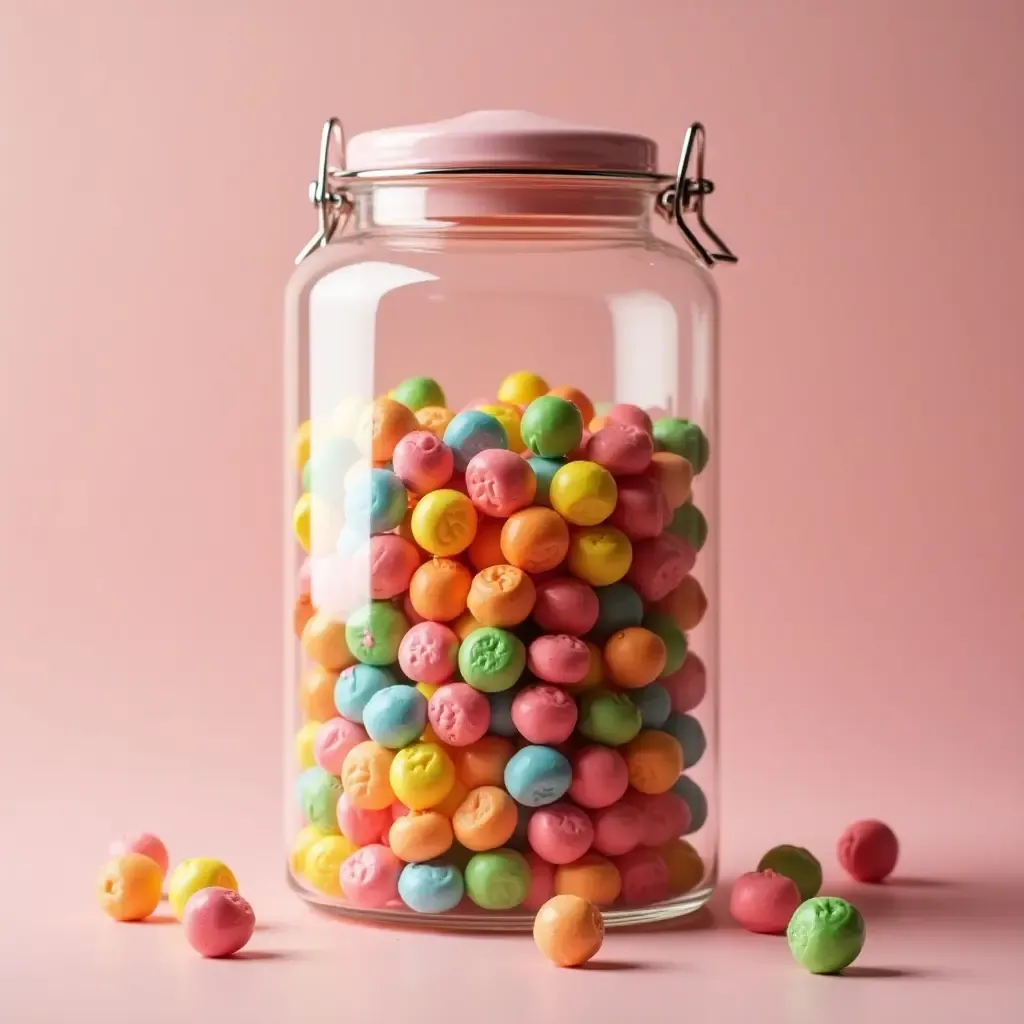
left=547, top=386, right=594, bottom=425
left=465, top=449, right=536, bottom=516
left=758, top=845, right=822, bottom=901
left=591, top=802, right=645, bottom=856
left=730, top=870, right=801, bottom=934
left=363, top=397, right=418, bottom=462
left=661, top=838, right=705, bottom=893
left=554, top=854, right=622, bottom=906
left=477, top=403, right=525, bottom=453
left=398, top=861, right=465, bottom=914
left=341, top=741, right=396, bottom=811
left=652, top=417, right=709, bottom=473
left=498, top=371, right=550, bottom=406
left=466, top=516, right=506, bottom=572
left=645, top=451, right=694, bottom=509
left=388, top=810, right=454, bottom=862
left=456, top=735, right=516, bottom=789
left=549, top=461, right=617, bottom=526
left=336, top=793, right=392, bottom=846
left=333, top=664, right=396, bottom=723
left=652, top=575, right=708, bottom=632
left=452, top=785, right=519, bottom=851
left=788, top=897, right=866, bottom=974
left=568, top=745, right=629, bottom=809
left=364, top=535, right=421, bottom=600
left=301, top=666, right=343, bottom=723
left=591, top=582, right=644, bottom=638
left=528, top=634, right=590, bottom=685
left=605, top=403, right=653, bottom=434
left=661, top=654, right=707, bottom=714
left=623, top=730, right=684, bottom=794
left=299, top=765, right=344, bottom=831
left=108, top=833, right=169, bottom=879
left=628, top=683, right=672, bottom=729
left=168, top=858, right=238, bottom=920
left=410, top=488, right=478, bottom=556
left=641, top=613, right=688, bottom=676
left=577, top=688, right=643, bottom=746
left=500, top=507, right=570, bottom=574
left=458, top=626, right=526, bottom=693
left=397, top=621, right=459, bottom=684
left=528, top=802, right=594, bottom=864
left=615, top=847, right=670, bottom=905
left=567, top=525, right=632, bottom=586
left=520, top=395, right=583, bottom=458
left=608, top=476, right=667, bottom=541
left=302, top=612, right=356, bottom=673
left=627, top=533, right=696, bottom=602
left=362, top=684, right=428, bottom=749
left=415, top=405, right=456, bottom=438
left=604, top=627, right=668, bottom=688
left=303, top=834, right=358, bottom=897
left=467, top=564, right=536, bottom=627
left=389, top=742, right=456, bottom=810
left=624, top=790, right=692, bottom=847
left=345, top=601, right=409, bottom=667
left=344, top=467, right=408, bottom=535
left=428, top=682, right=491, bottom=747
left=97, top=854, right=163, bottom=922
left=443, top=410, right=509, bottom=470
left=837, top=820, right=899, bottom=883
left=666, top=500, right=708, bottom=550
left=504, top=745, right=573, bottom=807
left=391, top=430, right=454, bottom=494
left=408, top=557, right=471, bottom=622
left=183, top=887, right=255, bottom=957
left=585, top=422, right=653, bottom=476
left=392, top=376, right=446, bottom=412
left=534, top=894, right=604, bottom=967
left=290, top=826, right=327, bottom=876
left=531, top=577, right=599, bottom=635
left=465, top=849, right=531, bottom=910
left=663, top=712, right=706, bottom=769
left=511, top=684, right=578, bottom=744
left=340, top=844, right=403, bottom=908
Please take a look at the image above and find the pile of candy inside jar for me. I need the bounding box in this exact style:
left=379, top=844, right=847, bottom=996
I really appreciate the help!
left=290, top=371, right=712, bottom=921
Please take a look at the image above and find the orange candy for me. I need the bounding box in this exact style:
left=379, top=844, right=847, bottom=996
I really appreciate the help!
left=467, top=516, right=506, bottom=571
left=301, top=611, right=356, bottom=672
left=341, top=741, right=396, bottom=810
left=533, top=894, right=605, bottom=967
left=433, top=777, right=471, bottom=819
left=588, top=414, right=611, bottom=433
left=652, top=575, right=708, bottom=631
left=466, top=564, right=537, bottom=627
left=622, top=730, right=684, bottom=794
left=451, top=609, right=485, bottom=642
left=554, top=853, right=622, bottom=906
left=367, top=396, right=418, bottom=461
left=456, top=735, right=516, bottom=789
left=500, top=507, right=570, bottom=574
left=388, top=810, right=454, bottom=863
left=97, top=853, right=164, bottom=922
left=603, top=627, right=667, bottom=688
left=452, top=785, right=519, bottom=851
left=661, top=839, right=705, bottom=893
left=294, top=594, right=316, bottom=638
left=299, top=665, right=340, bottom=722
left=645, top=451, right=694, bottom=510
left=408, top=558, right=472, bottom=622
left=548, top=386, right=595, bottom=427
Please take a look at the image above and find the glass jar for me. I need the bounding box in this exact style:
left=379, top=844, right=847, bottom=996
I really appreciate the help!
left=284, top=111, right=735, bottom=930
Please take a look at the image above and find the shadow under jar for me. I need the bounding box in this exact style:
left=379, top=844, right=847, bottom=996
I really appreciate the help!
left=284, top=110, right=736, bottom=931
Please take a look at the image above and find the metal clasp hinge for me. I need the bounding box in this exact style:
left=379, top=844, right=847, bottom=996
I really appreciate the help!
left=657, top=122, right=738, bottom=268
left=294, top=118, right=352, bottom=265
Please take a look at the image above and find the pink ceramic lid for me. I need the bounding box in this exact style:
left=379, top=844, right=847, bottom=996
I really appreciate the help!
left=346, top=110, right=659, bottom=175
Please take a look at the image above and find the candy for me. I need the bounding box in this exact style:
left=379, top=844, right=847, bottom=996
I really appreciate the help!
left=364, top=534, right=421, bottom=600
left=666, top=500, right=708, bottom=550
left=464, top=849, right=531, bottom=910
left=293, top=492, right=314, bottom=552
left=511, top=685, right=578, bottom=744
left=467, top=565, right=537, bottom=627
left=303, top=834, right=358, bottom=897
left=302, top=613, right=356, bottom=673
left=641, top=613, right=687, bottom=675
left=533, top=894, right=604, bottom=967
left=443, top=410, right=509, bottom=471
left=336, top=793, right=392, bottom=846
left=567, top=745, right=629, bottom=809
left=345, top=601, right=409, bottom=667
left=757, top=845, right=822, bottom=901
left=466, top=517, right=505, bottom=571
left=333, top=664, right=396, bottom=723
left=398, top=861, right=465, bottom=914
left=662, top=712, right=707, bottom=769
left=608, top=476, right=667, bottom=541
left=486, top=689, right=518, bottom=737
left=458, top=626, right=526, bottom=693
left=585, top=423, right=654, bottom=477
left=628, top=683, right=672, bottom=729
left=433, top=777, right=471, bottom=819
left=627, top=533, right=696, bottom=602
left=645, top=451, right=693, bottom=510
left=456, top=735, right=516, bottom=789
left=389, top=742, right=456, bottom=810
left=591, top=581, right=644, bottom=638
left=526, top=456, right=565, bottom=507
left=416, top=405, right=456, bottom=437
left=464, top=449, right=536, bottom=517
left=837, top=820, right=899, bottom=883
left=527, top=802, right=594, bottom=864
left=397, top=621, right=459, bottom=684
left=504, top=745, right=573, bottom=807
left=427, top=682, right=491, bottom=747
left=661, top=838, right=705, bottom=893
left=625, top=790, right=691, bottom=846
left=97, top=854, right=163, bottom=922
left=344, top=467, right=408, bottom=535
left=623, top=730, right=684, bottom=794
left=554, top=854, right=622, bottom=906
left=410, top=488, right=479, bottom=556
left=361, top=397, right=418, bottom=462
left=531, top=577, right=599, bottom=635
left=498, top=370, right=549, bottom=406
left=661, top=653, right=707, bottom=714
left=108, top=833, right=169, bottom=878
left=605, top=403, right=653, bottom=434
left=652, top=417, right=709, bottom=474
left=341, top=741, right=396, bottom=811
left=391, top=376, right=446, bottom=412
left=615, top=847, right=670, bottom=905
left=787, top=897, right=866, bottom=974
left=183, top=887, right=255, bottom=957
left=477, top=403, right=525, bottom=453
left=528, top=634, right=590, bottom=684
left=391, top=430, right=454, bottom=494
left=652, top=575, right=707, bottom=631
left=524, top=851, right=556, bottom=910
left=293, top=419, right=312, bottom=470
left=577, top=688, right=643, bottom=746
left=520, top=396, right=584, bottom=458
left=500, top=507, right=570, bottom=573
left=547, top=386, right=595, bottom=426
left=452, top=786, right=519, bottom=851
left=567, top=525, right=632, bottom=586
left=299, top=765, right=345, bottom=831
left=672, top=776, right=708, bottom=834
left=408, top=557, right=472, bottom=622
left=591, top=802, right=644, bottom=856
left=578, top=642, right=605, bottom=688
left=168, top=858, right=239, bottom=920
left=604, top=627, right=668, bottom=688
left=548, top=461, right=617, bottom=526
left=340, top=844, right=403, bottom=908
left=388, top=810, right=454, bottom=862
left=729, top=870, right=801, bottom=934
left=290, top=826, right=327, bottom=875
left=362, top=684, right=429, bottom=749
left=293, top=721, right=319, bottom=768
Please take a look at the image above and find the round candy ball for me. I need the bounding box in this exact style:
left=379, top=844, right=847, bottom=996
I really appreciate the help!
left=344, top=467, right=408, bottom=535
left=313, top=718, right=367, bottom=775
left=628, top=684, right=672, bottom=729
left=303, top=612, right=356, bottom=672
left=608, top=476, right=667, bottom=541
left=671, top=776, right=708, bottom=835
left=661, top=654, right=707, bottom=714
left=662, top=712, right=707, bottom=769
left=528, top=634, right=590, bottom=685
left=666, top=501, right=708, bottom=551
left=528, top=802, right=595, bottom=864
left=427, top=682, right=491, bottom=747
left=303, top=435, right=360, bottom=504
left=787, top=897, right=866, bottom=974
left=568, top=745, right=629, bottom=809
left=554, top=854, right=622, bottom=906
left=182, top=887, right=255, bottom=957
left=626, top=533, right=696, bottom=603
left=533, top=894, right=605, bottom=967
left=416, top=405, right=456, bottom=438
left=391, top=376, right=446, bottom=412
left=296, top=720, right=321, bottom=769
left=613, top=847, right=670, bottom=905
left=362, top=684, right=428, bottom=749
left=340, top=741, right=396, bottom=811
left=452, top=785, right=519, bottom=851
left=661, top=838, right=705, bottom=894
left=520, top=395, right=584, bottom=458
left=642, top=612, right=688, bottom=676
left=652, top=575, right=708, bottom=632
left=410, top=488, right=478, bottom=557
left=585, top=422, right=654, bottom=477
left=524, top=851, right=557, bottom=911
left=464, top=448, right=537, bottom=517
left=757, top=845, right=823, bottom=901
left=336, top=793, right=392, bottom=846
left=408, top=557, right=472, bottom=622
left=547, top=385, right=595, bottom=425
left=498, top=370, right=550, bottom=406
left=398, top=621, right=459, bottom=684
left=458, top=627, right=526, bottom=693
left=837, top=820, right=899, bottom=883
left=398, top=861, right=465, bottom=914
left=652, top=417, right=710, bottom=473
left=391, top=430, right=454, bottom=494
left=302, top=834, right=358, bottom=897
left=363, top=396, right=418, bottom=462
left=97, top=853, right=163, bottom=922
left=591, top=582, right=644, bottom=638
left=526, top=456, right=565, bottom=507
left=443, top=410, right=509, bottom=471
left=333, top=664, right=397, bottom=723
left=345, top=601, right=409, bottom=667
left=549, top=461, right=617, bottom=526
left=504, top=745, right=573, bottom=807
left=604, top=627, right=668, bottom=688
left=500, top=507, right=571, bottom=574
left=477, top=403, right=525, bottom=453
left=464, top=849, right=531, bottom=910
left=456, top=735, right=516, bottom=789
left=624, top=790, right=692, bottom=847
left=340, top=844, right=403, bottom=909
left=590, top=801, right=644, bottom=856
left=466, top=517, right=505, bottom=572
left=389, top=742, right=456, bottom=810
left=486, top=689, right=518, bottom=737
left=577, top=688, right=643, bottom=746
left=108, top=833, right=169, bottom=879
left=532, top=577, right=599, bottom=635
left=365, top=534, right=420, bottom=600
left=567, top=526, right=632, bottom=587
left=646, top=451, right=694, bottom=510
left=605, top=403, right=653, bottom=434
left=168, top=858, right=238, bottom=921
left=511, top=685, right=578, bottom=745
left=467, top=565, right=536, bottom=628
left=388, top=810, right=454, bottom=863
left=298, top=766, right=343, bottom=831
left=729, top=870, right=801, bottom=935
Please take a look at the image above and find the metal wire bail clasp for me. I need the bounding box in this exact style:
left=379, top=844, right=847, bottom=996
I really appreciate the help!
left=295, top=118, right=352, bottom=264
left=658, top=123, right=738, bottom=268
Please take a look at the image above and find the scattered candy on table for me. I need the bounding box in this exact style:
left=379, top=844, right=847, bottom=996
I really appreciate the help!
left=182, top=887, right=256, bottom=958
left=729, top=870, right=802, bottom=934
left=837, top=819, right=899, bottom=883
left=108, top=833, right=169, bottom=878
left=533, top=894, right=605, bottom=967
left=787, top=897, right=866, bottom=974
left=168, top=858, right=239, bottom=920
left=757, top=845, right=823, bottom=902
left=97, top=853, right=164, bottom=922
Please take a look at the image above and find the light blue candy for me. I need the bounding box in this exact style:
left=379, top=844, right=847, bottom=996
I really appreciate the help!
left=298, top=766, right=343, bottom=832
left=343, top=467, right=407, bottom=535
left=592, top=582, right=645, bottom=638
left=486, top=689, right=519, bottom=737
left=672, top=775, right=708, bottom=834
left=663, top=713, right=707, bottom=769
left=504, top=745, right=572, bottom=807
left=526, top=457, right=566, bottom=507
left=398, top=861, right=465, bottom=914
left=442, top=411, right=508, bottom=471
left=362, top=684, right=427, bottom=749
left=629, top=683, right=672, bottom=729
left=333, top=664, right=397, bottom=723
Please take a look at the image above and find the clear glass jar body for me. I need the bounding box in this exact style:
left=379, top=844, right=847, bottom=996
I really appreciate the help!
left=284, top=178, right=719, bottom=929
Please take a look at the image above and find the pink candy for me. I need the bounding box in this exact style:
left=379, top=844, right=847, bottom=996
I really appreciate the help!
left=511, top=685, right=578, bottom=744
left=623, top=790, right=691, bottom=847
left=527, top=802, right=595, bottom=864
left=590, top=802, right=645, bottom=856
left=585, top=422, right=654, bottom=476
left=729, top=870, right=801, bottom=934
left=336, top=793, right=394, bottom=846
left=340, top=844, right=403, bottom=909
left=608, top=477, right=667, bottom=541
left=398, top=621, right=459, bottom=684
left=527, top=634, right=590, bottom=684
left=661, top=653, right=707, bottom=714
left=531, top=577, right=599, bottom=635
left=464, top=448, right=537, bottom=517
left=391, top=430, right=454, bottom=494
left=606, top=403, right=653, bottom=434
left=368, top=534, right=421, bottom=599
left=523, top=851, right=556, bottom=911
left=626, top=533, right=696, bottom=602
left=614, top=847, right=670, bottom=905
left=108, top=833, right=169, bottom=877
left=314, top=718, right=369, bottom=775
left=568, top=746, right=629, bottom=809
left=182, top=887, right=255, bottom=958
left=427, top=682, right=491, bottom=746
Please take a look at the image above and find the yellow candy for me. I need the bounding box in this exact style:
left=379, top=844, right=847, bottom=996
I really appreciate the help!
left=567, top=525, right=632, bottom=586
left=497, top=371, right=549, bottom=406
left=168, top=858, right=238, bottom=920
left=661, top=839, right=705, bottom=894
left=293, top=493, right=313, bottom=552
left=303, top=834, right=359, bottom=897
left=416, top=406, right=456, bottom=438
left=290, top=825, right=328, bottom=876
left=295, top=721, right=321, bottom=769
left=293, top=419, right=312, bottom=471
left=478, top=403, right=525, bottom=453
left=549, top=461, right=618, bottom=526
left=410, top=489, right=478, bottom=557
left=390, top=742, right=456, bottom=811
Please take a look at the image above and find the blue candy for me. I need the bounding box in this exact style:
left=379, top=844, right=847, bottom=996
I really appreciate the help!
left=486, top=688, right=519, bottom=737
left=442, top=411, right=508, bottom=471
left=333, top=664, right=397, bottom=723
left=591, top=582, right=645, bottom=638
left=525, top=457, right=566, bottom=507
left=663, top=713, right=707, bottom=769
left=362, top=684, right=427, bottom=749
left=343, top=467, right=407, bottom=535
left=398, top=861, right=465, bottom=914
left=504, top=745, right=572, bottom=807
left=628, top=683, right=672, bottom=729
left=672, top=775, right=708, bottom=834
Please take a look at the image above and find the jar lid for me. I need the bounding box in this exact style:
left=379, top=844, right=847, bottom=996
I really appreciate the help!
left=346, top=110, right=659, bottom=176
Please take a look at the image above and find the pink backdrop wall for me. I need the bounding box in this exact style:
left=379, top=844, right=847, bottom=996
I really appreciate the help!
left=1, top=0, right=1022, bottom=880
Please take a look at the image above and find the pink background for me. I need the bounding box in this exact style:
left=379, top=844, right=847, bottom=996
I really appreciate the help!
left=1, top=1, right=1022, bottom=1019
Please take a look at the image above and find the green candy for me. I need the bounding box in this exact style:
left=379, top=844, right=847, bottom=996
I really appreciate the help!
left=578, top=688, right=643, bottom=746
left=666, top=501, right=708, bottom=551
left=642, top=612, right=688, bottom=676
left=758, top=845, right=823, bottom=901
left=345, top=601, right=409, bottom=667
left=298, top=767, right=343, bottom=833
left=464, top=849, right=531, bottom=910
left=458, top=627, right=526, bottom=693
left=520, top=395, right=583, bottom=458
left=787, top=897, right=865, bottom=974
left=652, top=417, right=710, bottom=474
left=391, top=376, right=446, bottom=412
